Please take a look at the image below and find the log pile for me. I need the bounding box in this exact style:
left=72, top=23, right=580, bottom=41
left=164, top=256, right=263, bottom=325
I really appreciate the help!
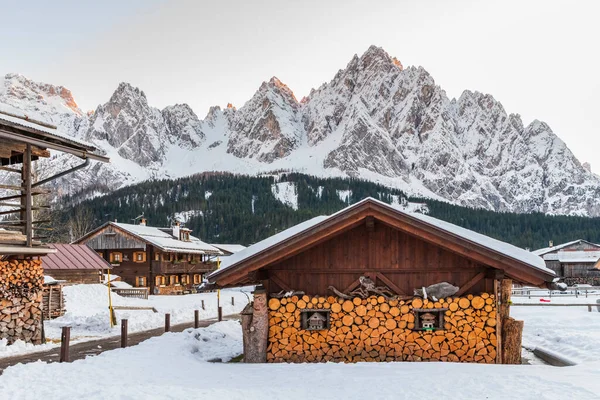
left=42, top=284, right=65, bottom=320
left=0, top=258, right=44, bottom=344
left=267, top=293, right=497, bottom=363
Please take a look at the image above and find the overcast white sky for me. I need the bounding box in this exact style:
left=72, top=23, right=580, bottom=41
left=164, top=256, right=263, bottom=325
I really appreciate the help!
left=2, top=0, right=599, bottom=169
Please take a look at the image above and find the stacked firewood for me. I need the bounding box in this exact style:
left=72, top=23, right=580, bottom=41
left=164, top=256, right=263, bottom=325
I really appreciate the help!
left=267, top=293, right=497, bottom=363
left=0, top=258, right=44, bottom=344
left=0, top=259, right=44, bottom=299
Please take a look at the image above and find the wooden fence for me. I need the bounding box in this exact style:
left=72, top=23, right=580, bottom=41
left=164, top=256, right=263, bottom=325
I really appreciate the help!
left=112, top=288, right=149, bottom=300
left=512, top=286, right=600, bottom=299
left=42, top=284, right=65, bottom=320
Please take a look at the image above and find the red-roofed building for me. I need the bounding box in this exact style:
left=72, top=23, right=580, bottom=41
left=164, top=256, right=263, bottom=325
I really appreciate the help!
left=42, top=243, right=111, bottom=284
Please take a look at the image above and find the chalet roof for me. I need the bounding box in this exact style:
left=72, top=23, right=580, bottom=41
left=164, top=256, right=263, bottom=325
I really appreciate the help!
left=209, top=197, right=555, bottom=287
left=0, top=105, right=108, bottom=162
left=543, top=251, right=600, bottom=263
left=532, top=239, right=600, bottom=256
left=42, top=243, right=111, bottom=270
left=211, top=244, right=247, bottom=254
left=77, top=222, right=223, bottom=255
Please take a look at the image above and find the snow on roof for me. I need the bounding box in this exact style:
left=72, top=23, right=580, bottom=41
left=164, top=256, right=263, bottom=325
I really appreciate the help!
left=112, top=222, right=222, bottom=255
left=532, top=240, right=597, bottom=256
left=543, top=251, right=600, bottom=263
left=211, top=244, right=247, bottom=254
left=0, top=104, right=95, bottom=150
left=211, top=197, right=553, bottom=279
left=215, top=216, right=328, bottom=273
left=400, top=209, right=552, bottom=274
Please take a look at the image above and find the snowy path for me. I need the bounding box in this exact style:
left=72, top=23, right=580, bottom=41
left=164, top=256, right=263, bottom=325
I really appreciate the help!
left=0, top=315, right=238, bottom=375
left=0, top=321, right=598, bottom=400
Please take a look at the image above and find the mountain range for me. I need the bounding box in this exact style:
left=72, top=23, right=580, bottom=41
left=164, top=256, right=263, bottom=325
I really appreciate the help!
left=1, top=45, right=598, bottom=216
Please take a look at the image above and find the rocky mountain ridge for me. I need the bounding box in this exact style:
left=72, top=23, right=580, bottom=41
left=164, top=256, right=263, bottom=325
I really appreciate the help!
left=1, top=46, right=598, bottom=216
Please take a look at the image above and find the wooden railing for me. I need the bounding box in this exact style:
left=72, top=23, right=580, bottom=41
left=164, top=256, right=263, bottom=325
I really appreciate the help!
left=112, top=288, right=149, bottom=300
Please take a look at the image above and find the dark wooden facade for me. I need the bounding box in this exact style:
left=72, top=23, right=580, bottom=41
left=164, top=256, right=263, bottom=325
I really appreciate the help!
left=536, top=240, right=600, bottom=285
left=266, top=221, right=494, bottom=296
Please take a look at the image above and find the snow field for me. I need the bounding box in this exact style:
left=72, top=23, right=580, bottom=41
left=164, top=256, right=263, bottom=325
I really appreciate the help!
left=0, top=320, right=599, bottom=400
left=0, top=284, right=251, bottom=358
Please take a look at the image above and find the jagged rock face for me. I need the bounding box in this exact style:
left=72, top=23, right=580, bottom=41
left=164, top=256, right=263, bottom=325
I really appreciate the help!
left=162, top=104, right=204, bottom=149
left=2, top=46, right=600, bottom=217
left=86, top=83, right=168, bottom=167
left=0, top=73, right=87, bottom=138
left=228, top=77, right=303, bottom=163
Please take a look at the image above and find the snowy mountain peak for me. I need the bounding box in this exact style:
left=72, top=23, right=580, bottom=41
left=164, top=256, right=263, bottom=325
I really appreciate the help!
left=2, top=45, right=600, bottom=217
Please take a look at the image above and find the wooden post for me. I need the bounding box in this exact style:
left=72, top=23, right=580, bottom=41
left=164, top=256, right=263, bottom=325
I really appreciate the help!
left=201, top=300, right=205, bottom=310
left=242, top=287, right=269, bottom=363
left=218, top=306, right=223, bottom=322
left=231, top=296, right=235, bottom=306
left=165, top=313, right=171, bottom=332
left=194, top=309, right=200, bottom=328
left=20, top=144, right=32, bottom=246
left=121, top=319, right=128, bottom=348
left=60, top=326, right=70, bottom=362
left=499, top=279, right=512, bottom=321
left=502, top=317, right=523, bottom=364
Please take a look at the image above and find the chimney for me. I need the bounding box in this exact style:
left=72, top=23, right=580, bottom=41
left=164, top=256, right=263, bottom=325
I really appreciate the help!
left=140, top=218, right=147, bottom=226
left=549, top=240, right=554, bottom=247
left=173, top=221, right=181, bottom=240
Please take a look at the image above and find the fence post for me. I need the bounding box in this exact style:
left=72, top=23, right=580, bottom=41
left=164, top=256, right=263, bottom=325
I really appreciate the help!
left=201, top=300, right=205, bottom=310
left=194, top=309, right=199, bottom=329
left=585, top=290, right=588, bottom=298
left=232, top=296, right=235, bottom=306
left=165, top=313, right=171, bottom=332
left=218, top=306, right=222, bottom=322
left=121, top=319, right=128, bottom=348
left=60, top=326, right=70, bottom=363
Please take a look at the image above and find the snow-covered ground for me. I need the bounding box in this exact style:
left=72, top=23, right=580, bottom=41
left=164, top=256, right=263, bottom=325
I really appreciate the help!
left=1, top=320, right=599, bottom=399
left=0, top=284, right=251, bottom=358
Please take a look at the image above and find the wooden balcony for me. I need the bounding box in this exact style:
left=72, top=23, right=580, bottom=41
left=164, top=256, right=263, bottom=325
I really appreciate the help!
left=151, top=260, right=217, bottom=275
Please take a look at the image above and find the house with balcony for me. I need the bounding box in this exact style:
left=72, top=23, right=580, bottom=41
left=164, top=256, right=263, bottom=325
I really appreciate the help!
left=75, top=219, right=223, bottom=294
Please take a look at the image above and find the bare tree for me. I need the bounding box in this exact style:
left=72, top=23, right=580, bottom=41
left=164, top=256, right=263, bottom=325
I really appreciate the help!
left=68, top=207, right=95, bottom=242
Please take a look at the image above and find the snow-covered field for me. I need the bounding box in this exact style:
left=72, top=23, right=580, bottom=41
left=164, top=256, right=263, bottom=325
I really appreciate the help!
left=0, top=284, right=251, bottom=358
left=1, top=320, right=599, bottom=399
left=1, top=287, right=599, bottom=398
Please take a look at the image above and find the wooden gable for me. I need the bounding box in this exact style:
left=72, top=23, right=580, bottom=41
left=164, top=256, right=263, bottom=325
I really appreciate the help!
left=79, top=224, right=147, bottom=250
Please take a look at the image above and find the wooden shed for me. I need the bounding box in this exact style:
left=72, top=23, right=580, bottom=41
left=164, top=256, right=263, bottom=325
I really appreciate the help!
left=208, top=198, right=555, bottom=364
left=41, top=243, right=110, bottom=284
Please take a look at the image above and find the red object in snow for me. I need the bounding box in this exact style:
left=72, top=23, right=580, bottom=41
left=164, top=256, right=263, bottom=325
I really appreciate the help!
left=539, top=299, right=551, bottom=303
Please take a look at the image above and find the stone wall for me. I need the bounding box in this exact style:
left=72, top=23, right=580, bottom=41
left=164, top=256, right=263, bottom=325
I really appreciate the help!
left=267, top=293, right=497, bottom=363
left=0, top=258, right=44, bottom=344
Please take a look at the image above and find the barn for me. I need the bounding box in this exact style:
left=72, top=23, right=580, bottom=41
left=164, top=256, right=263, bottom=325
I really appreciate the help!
left=207, top=198, right=556, bottom=364
left=41, top=243, right=111, bottom=284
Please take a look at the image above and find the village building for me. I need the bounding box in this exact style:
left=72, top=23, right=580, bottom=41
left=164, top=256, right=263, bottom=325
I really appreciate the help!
left=41, top=243, right=111, bottom=284
left=75, top=220, right=223, bottom=294
left=0, top=107, right=108, bottom=344
left=207, top=198, right=556, bottom=364
left=533, top=239, right=600, bottom=285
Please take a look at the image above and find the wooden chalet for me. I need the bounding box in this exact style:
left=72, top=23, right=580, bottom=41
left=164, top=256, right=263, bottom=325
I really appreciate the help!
left=0, top=106, right=108, bottom=344
left=208, top=198, right=556, bottom=364
left=41, top=243, right=111, bottom=284
left=75, top=219, right=223, bottom=294
left=533, top=239, right=600, bottom=285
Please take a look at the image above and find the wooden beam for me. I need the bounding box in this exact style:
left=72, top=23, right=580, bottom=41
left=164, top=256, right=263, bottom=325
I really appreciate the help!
left=375, top=272, right=407, bottom=296
left=0, top=165, right=21, bottom=173
left=456, top=271, right=486, bottom=296
left=342, top=277, right=362, bottom=293
left=269, top=273, right=293, bottom=292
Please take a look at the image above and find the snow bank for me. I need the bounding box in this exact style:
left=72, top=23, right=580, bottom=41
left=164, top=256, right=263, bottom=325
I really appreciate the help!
left=1, top=321, right=599, bottom=399
left=512, top=305, right=600, bottom=363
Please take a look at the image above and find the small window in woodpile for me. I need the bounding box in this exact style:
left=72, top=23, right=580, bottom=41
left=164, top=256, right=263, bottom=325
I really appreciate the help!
left=413, top=308, right=446, bottom=331
left=300, top=310, right=330, bottom=331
